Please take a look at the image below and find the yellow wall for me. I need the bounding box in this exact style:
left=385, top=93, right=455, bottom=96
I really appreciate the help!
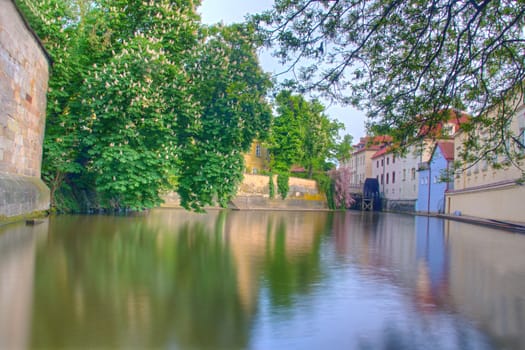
left=446, top=182, right=525, bottom=223
left=454, top=106, right=524, bottom=190
left=238, top=173, right=320, bottom=197
left=243, top=141, right=269, bottom=174
left=447, top=102, right=525, bottom=223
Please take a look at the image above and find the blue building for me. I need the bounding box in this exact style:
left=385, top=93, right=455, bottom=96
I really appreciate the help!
left=416, top=142, right=455, bottom=213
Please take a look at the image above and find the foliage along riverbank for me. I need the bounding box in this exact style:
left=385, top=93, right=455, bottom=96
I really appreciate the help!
left=17, top=0, right=357, bottom=214
left=17, top=0, right=272, bottom=212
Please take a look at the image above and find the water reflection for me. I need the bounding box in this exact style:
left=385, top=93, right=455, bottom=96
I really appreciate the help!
left=0, top=210, right=523, bottom=349
left=31, top=212, right=249, bottom=349
left=414, top=216, right=449, bottom=312
left=0, top=221, right=47, bottom=350
left=285, top=212, right=490, bottom=350
left=25, top=210, right=329, bottom=349
left=447, top=221, right=525, bottom=349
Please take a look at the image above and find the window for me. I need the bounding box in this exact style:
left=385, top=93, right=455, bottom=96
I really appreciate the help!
left=386, top=173, right=389, bottom=184
left=393, top=155, right=396, bottom=163
left=381, top=159, right=384, bottom=166
left=381, top=174, right=384, bottom=184
left=492, top=152, right=498, bottom=165
left=403, top=169, right=406, bottom=181
left=377, top=160, right=379, bottom=168
left=482, top=159, right=488, bottom=171
left=256, top=143, right=261, bottom=157
left=392, top=172, right=395, bottom=184
left=473, top=162, right=479, bottom=174
left=411, top=168, right=416, bottom=180
left=434, top=176, right=438, bottom=183
left=504, top=139, right=511, bottom=163
left=518, top=128, right=525, bottom=154
left=442, top=124, right=454, bottom=136
left=387, top=157, right=390, bottom=165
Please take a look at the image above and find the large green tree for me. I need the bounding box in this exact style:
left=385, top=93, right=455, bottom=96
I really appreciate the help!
left=177, top=24, right=273, bottom=211
left=270, top=91, right=343, bottom=178
left=254, top=0, right=525, bottom=167
left=79, top=1, right=200, bottom=210
left=269, top=91, right=306, bottom=173
left=335, top=134, right=354, bottom=163
left=18, top=1, right=272, bottom=212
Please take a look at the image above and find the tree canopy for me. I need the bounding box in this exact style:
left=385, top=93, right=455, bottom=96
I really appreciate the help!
left=176, top=24, right=272, bottom=210
left=254, top=0, right=525, bottom=167
left=270, top=91, right=343, bottom=178
left=18, top=0, right=272, bottom=211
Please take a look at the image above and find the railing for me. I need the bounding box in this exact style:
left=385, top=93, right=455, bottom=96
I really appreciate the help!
left=348, top=184, right=362, bottom=194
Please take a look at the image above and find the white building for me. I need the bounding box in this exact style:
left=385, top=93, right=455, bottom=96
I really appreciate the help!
left=371, top=146, right=420, bottom=211
left=342, top=136, right=392, bottom=191
left=370, top=110, right=468, bottom=211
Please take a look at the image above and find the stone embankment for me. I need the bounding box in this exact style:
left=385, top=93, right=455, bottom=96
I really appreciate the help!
left=162, top=174, right=328, bottom=210
left=0, top=0, right=51, bottom=223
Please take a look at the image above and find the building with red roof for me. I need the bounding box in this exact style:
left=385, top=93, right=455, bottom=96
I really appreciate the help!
left=369, top=109, right=468, bottom=212
left=340, top=136, right=392, bottom=190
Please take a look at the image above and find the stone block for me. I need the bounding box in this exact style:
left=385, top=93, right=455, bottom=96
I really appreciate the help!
left=0, top=173, right=49, bottom=219
left=1, top=0, right=49, bottom=179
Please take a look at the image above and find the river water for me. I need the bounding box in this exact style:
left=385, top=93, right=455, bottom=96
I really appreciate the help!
left=0, top=209, right=524, bottom=349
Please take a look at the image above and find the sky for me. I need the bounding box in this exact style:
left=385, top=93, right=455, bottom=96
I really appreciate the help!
left=198, top=0, right=367, bottom=142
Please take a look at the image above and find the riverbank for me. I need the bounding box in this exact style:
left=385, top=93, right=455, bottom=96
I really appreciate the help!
left=436, top=213, right=525, bottom=234
left=402, top=209, right=525, bottom=234
left=161, top=173, right=328, bottom=211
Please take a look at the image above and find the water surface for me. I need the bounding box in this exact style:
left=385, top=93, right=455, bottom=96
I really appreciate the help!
left=0, top=209, right=524, bottom=349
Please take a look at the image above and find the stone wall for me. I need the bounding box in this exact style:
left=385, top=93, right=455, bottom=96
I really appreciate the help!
left=232, top=174, right=327, bottom=210
left=383, top=199, right=416, bottom=213
left=0, top=173, right=50, bottom=219
left=0, top=0, right=50, bottom=220
left=446, top=181, right=525, bottom=224
left=162, top=174, right=328, bottom=210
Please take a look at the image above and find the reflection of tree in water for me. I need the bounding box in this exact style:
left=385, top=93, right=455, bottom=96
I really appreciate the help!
left=31, top=212, right=250, bottom=349
left=30, top=210, right=330, bottom=348
left=168, top=214, right=251, bottom=349
left=262, top=216, right=325, bottom=308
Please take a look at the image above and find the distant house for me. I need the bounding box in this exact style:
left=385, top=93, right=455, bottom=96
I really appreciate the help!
left=371, top=145, right=419, bottom=211
left=416, top=141, right=455, bottom=213
left=446, top=101, right=525, bottom=223
left=371, top=110, right=468, bottom=212
left=244, top=141, right=269, bottom=174
left=341, top=135, right=392, bottom=190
